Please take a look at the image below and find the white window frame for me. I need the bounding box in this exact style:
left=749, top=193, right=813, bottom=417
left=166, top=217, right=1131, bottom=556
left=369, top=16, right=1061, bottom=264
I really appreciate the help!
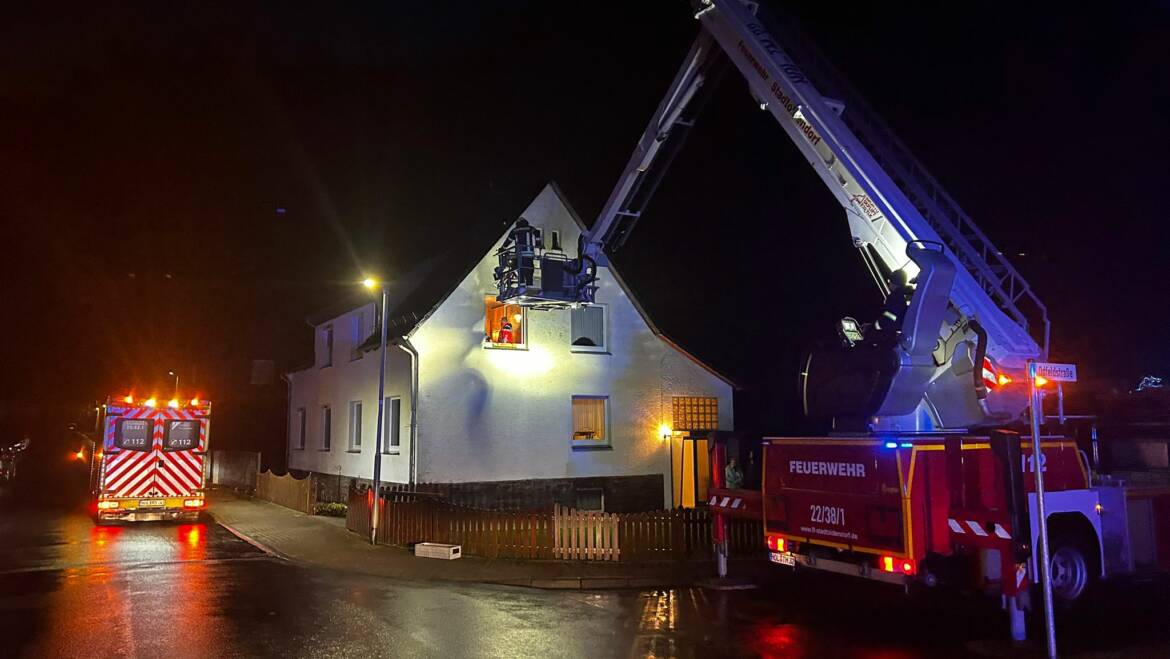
left=483, top=295, right=528, bottom=351
left=347, top=400, right=362, bottom=452
left=321, top=325, right=334, bottom=368
left=320, top=405, right=332, bottom=451
left=570, top=395, right=611, bottom=450
left=383, top=396, right=401, bottom=454
left=349, top=312, right=365, bottom=361
left=570, top=303, right=608, bottom=353
left=294, top=407, right=306, bottom=450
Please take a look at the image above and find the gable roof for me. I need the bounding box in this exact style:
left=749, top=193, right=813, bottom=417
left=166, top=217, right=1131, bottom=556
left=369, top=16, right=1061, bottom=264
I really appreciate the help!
left=312, top=181, right=734, bottom=387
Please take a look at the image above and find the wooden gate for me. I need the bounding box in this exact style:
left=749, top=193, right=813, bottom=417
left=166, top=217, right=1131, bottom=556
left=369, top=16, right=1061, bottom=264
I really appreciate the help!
left=552, top=505, right=620, bottom=561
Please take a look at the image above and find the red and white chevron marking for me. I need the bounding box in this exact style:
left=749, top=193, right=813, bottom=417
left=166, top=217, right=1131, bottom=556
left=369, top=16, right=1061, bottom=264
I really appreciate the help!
left=99, top=407, right=207, bottom=498
left=947, top=518, right=1012, bottom=539
left=982, top=357, right=998, bottom=390
left=708, top=495, right=746, bottom=510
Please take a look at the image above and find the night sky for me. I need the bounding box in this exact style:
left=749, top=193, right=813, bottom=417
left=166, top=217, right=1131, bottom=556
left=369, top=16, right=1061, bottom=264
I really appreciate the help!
left=3, top=2, right=1168, bottom=446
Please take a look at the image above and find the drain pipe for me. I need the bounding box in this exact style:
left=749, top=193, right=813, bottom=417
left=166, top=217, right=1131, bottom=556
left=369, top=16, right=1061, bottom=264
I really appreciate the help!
left=395, top=337, right=420, bottom=486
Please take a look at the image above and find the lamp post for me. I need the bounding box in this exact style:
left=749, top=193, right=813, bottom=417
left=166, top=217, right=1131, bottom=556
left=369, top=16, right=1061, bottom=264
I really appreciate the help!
left=168, top=370, right=179, bottom=398
left=364, top=277, right=389, bottom=545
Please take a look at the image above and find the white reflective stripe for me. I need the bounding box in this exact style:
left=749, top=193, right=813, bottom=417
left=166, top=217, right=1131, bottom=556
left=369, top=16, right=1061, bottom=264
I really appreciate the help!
left=720, top=497, right=730, bottom=507
left=708, top=496, right=717, bottom=506
left=1016, top=564, right=1027, bottom=587
left=948, top=519, right=964, bottom=534
left=732, top=498, right=742, bottom=508
left=967, top=520, right=988, bottom=536
left=994, top=524, right=1012, bottom=539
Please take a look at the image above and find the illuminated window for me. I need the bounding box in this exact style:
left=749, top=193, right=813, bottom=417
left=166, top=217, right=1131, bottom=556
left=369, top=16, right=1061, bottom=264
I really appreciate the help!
left=672, top=396, right=718, bottom=431
left=572, top=396, right=609, bottom=448
left=484, top=295, right=525, bottom=348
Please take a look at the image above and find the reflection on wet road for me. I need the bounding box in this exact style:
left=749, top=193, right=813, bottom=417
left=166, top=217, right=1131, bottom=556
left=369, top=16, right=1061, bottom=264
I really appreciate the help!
left=2, top=508, right=1168, bottom=657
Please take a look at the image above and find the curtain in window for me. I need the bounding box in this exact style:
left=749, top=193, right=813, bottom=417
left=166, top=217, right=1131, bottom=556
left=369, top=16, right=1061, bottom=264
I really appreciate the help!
left=572, top=397, right=606, bottom=440
left=571, top=306, right=604, bottom=347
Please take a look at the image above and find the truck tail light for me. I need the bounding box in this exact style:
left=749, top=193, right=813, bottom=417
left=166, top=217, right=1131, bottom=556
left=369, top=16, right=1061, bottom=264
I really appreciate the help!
left=98, top=500, right=120, bottom=510
left=766, top=536, right=787, bottom=552
left=879, top=555, right=915, bottom=575
left=183, top=499, right=205, bottom=509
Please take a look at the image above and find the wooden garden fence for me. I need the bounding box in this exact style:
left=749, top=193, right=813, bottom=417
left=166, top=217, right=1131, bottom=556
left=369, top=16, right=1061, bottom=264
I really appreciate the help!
left=347, top=486, right=763, bottom=563
left=256, top=469, right=315, bottom=514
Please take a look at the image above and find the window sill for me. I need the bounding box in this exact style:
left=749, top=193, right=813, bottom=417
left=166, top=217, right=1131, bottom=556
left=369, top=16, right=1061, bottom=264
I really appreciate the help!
left=345, top=449, right=361, bottom=454
left=571, top=443, right=613, bottom=452
left=570, top=348, right=610, bottom=355
left=318, top=448, right=332, bottom=452
left=319, top=364, right=333, bottom=370
left=381, top=450, right=401, bottom=456
left=293, top=447, right=305, bottom=451
left=483, top=342, right=527, bottom=351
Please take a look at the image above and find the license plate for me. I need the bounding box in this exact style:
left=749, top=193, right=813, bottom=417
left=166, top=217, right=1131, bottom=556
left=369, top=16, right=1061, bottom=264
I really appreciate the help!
left=139, top=499, right=165, bottom=508
left=770, top=551, right=796, bottom=566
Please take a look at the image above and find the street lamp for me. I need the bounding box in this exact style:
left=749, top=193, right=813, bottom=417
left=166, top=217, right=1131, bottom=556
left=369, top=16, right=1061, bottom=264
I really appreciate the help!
left=364, top=276, right=389, bottom=545
left=168, top=370, right=179, bottom=398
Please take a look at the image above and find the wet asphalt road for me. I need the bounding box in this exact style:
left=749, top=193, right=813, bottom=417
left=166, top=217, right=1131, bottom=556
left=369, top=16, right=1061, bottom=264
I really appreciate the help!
left=2, top=503, right=1169, bottom=658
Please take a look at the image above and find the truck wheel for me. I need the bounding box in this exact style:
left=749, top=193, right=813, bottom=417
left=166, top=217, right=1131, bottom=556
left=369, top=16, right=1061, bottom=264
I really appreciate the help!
left=1048, top=537, right=1093, bottom=604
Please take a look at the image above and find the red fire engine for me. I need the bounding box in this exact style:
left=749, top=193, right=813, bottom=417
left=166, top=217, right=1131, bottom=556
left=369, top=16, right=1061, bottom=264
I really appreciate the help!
left=91, top=394, right=210, bottom=523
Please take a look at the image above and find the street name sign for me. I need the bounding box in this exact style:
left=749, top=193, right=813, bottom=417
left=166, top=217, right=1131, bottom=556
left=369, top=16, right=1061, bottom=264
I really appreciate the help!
left=1032, top=362, right=1077, bottom=383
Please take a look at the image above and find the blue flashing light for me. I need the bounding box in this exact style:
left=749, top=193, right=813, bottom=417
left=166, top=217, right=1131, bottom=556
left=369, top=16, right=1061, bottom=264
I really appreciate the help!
left=900, top=442, right=913, bottom=448
left=884, top=441, right=898, bottom=449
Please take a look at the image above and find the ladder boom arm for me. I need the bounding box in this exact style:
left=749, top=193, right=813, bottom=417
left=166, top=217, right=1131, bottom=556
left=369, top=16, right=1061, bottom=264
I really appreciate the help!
left=585, top=0, right=1045, bottom=365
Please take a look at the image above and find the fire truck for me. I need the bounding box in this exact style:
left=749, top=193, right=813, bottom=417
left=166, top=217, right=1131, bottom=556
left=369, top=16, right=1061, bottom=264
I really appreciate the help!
left=492, top=0, right=1170, bottom=640
left=91, top=394, right=210, bottom=523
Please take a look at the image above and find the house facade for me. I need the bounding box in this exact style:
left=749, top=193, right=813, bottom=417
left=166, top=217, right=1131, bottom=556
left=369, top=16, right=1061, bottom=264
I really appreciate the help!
left=286, top=183, right=733, bottom=511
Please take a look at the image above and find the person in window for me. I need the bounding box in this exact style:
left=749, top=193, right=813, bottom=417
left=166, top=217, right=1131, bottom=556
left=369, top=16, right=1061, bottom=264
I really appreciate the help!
left=871, top=269, right=915, bottom=341
left=724, top=457, right=744, bottom=490
left=497, top=319, right=514, bottom=344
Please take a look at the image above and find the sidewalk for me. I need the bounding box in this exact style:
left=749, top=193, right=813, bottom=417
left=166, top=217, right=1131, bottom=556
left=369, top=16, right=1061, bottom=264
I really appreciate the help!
left=207, top=489, right=768, bottom=589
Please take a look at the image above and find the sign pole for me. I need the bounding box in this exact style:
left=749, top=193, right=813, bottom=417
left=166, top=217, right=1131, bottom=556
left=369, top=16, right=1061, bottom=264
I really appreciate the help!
left=1029, top=361, right=1058, bottom=658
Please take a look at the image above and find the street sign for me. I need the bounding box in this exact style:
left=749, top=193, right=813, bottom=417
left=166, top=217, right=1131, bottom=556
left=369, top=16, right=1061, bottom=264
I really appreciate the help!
left=1032, top=362, right=1077, bottom=383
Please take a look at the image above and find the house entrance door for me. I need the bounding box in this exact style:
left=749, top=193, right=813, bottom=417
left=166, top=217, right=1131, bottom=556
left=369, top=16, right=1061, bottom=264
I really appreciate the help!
left=670, top=433, right=709, bottom=508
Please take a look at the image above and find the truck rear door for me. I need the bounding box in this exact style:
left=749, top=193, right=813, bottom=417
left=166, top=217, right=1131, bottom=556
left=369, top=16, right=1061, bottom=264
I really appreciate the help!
left=102, top=410, right=163, bottom=499
left=764, top=439, right=906, bottom=556
left=157, top=413, right=206, bottom=497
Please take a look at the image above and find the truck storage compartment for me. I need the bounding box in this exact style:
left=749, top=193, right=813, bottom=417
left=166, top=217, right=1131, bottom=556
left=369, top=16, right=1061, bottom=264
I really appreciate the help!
left=764, top=439, right=905, bottom=556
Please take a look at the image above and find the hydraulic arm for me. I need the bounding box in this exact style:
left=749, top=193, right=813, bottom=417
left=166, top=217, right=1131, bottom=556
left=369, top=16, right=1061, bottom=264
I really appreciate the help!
left=494, top=0, right=1048, bottom=430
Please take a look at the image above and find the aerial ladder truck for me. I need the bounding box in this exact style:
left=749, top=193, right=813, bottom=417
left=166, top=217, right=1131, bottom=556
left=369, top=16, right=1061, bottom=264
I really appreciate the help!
left=494, top=0, right=1170, bottom=642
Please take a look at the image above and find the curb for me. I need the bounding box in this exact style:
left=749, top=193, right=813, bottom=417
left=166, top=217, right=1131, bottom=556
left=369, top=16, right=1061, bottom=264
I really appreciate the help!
left=211, top=514, right=295, bottom=563
left=488, top=575, right=695, bottom=590
left=206, top=496, right=763, bottom=592
left=210, top=516, right=698, bottom=591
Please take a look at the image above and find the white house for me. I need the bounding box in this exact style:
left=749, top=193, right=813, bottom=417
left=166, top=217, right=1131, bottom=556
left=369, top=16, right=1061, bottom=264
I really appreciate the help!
left=286, top=183, right=733, bottom=511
